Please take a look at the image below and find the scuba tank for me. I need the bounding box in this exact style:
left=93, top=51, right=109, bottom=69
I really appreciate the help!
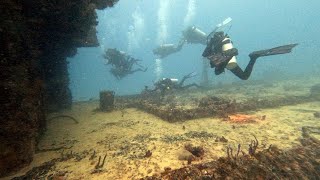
left=162, top=78, right=178, bottom=83
left=169, top=78, right=179, bottom=83
left=222, top=37, right=238, bottom=70
left=183, top=26, right=207, bottom=45
left=202, top=17, right=238, bottom=70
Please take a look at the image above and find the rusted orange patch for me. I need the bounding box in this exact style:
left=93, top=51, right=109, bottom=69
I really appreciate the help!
left=227, top=114, right=257, bottom=123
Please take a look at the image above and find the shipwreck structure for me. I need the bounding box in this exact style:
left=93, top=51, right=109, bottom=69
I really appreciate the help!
left=1, top=0, right=319, bottom=179
left=0, top=0, right=118, bottom=177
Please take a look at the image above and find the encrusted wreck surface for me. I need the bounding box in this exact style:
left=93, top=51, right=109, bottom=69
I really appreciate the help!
left=0, top=0, right=118, bottom=177
left=143, top=136, right=320, bottom=179
left=115, top=93, right=315, bottom=122
left=10, top=126, right=320, bottom=179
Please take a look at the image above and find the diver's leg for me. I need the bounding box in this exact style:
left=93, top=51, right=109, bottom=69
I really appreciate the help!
left=229, top=58, right=257, bottom=80
left=129, top=68, right=147, bottom=74
left=178, top=72, right=197, bottom=87
left=142, top=67, right=148, bottom=72
left=178, top=76, right=187, bottom=87
left=180, top=83, right=201, bottom=90
left=231, top=43, right=298, bottom=80
left=137, top=67, right=148, bottom=72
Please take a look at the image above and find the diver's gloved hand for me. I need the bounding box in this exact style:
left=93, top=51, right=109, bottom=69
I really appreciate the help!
left=209, top=53, right=227, bottom=68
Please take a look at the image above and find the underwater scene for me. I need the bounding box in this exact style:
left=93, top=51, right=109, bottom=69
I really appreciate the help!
left=4, top=0, right=320, bottom=179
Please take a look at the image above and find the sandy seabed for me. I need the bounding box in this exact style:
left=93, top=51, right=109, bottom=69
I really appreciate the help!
left=4, top=77, right=320, bottom=180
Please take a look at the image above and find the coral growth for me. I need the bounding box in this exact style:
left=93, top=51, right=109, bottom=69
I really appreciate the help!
left=143, top=136, right=320, bottom=179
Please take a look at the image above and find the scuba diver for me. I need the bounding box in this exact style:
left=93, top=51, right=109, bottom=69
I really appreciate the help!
left=151, top=72, right=200, bottom=96
left=180, top=17, right=298, bottom=80
left=153, top=39, right=186, bottom=58
left=152, top=25, right=207, bottom=58
left=202, top=31, right=298, bottom=80
left=103, top=48, right=147, bottom=80
left=153, top=17, right=298, bottom=80
left=182, top=25, right=207, bottom=45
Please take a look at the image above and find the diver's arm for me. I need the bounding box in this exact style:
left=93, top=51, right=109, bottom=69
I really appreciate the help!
left=129, top=67, right=148, bottom=74
left=150, top=84, right=160, bottom=92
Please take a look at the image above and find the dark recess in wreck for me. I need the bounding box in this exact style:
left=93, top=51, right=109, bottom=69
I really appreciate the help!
left=0, top=0, right=118, bottom=177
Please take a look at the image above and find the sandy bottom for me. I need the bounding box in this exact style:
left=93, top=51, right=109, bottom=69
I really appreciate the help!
left=5, top=78, right=320, bottom=180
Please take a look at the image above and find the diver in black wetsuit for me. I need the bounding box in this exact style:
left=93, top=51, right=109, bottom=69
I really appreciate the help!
left=153, top=39, right=186, bottom=59
left=152, top=26, right=208, bottom=59
left=202, top=31, right=298, bottom=80
left=103, top=48, right=147, bottom=79
left=151, top=72, right=200, bottom=96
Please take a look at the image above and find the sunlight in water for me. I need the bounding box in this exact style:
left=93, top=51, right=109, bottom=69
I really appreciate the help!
left=155, top=58, right=163, bottom=79
left=127, top=6, right=145, bottom=53
left=183, top=0, right=196, bottom=28
left=156, top=0, right=170, bottom=45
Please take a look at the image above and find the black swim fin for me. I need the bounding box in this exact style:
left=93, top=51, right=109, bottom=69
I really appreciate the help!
left=249, top=43, right=298, bottom=60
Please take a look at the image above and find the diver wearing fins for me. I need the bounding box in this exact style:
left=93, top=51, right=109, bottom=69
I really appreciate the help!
left=182, top=25, right=207, bottom=45
left=151, top=72, right=200, bottom=96
left=152, top=26, right=206, bottom=58
left=202, top=31, right=298, bottom=80
left=103, top=48, right=148, bottom=80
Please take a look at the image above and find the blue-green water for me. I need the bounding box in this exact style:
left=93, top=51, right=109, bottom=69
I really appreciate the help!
left=68, top=0, right=320, bottom=101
